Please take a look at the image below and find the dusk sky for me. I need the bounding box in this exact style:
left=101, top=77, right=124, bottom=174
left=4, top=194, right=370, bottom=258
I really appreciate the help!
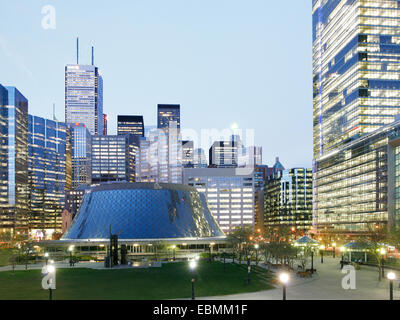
left=0, top=0, right=312, bottom=168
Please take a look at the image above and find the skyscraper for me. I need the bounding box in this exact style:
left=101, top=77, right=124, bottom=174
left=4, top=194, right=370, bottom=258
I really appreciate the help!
left=69, top=123, right=92, bottom=189
left=117, top=115, right=144, bottom=137
left=28, top=115, right=71, bottom=238
left=182, top=140, right=194, bottom=167
left=209, top=140, right=240, bottom=168
left=65, top=42, right=103, bottom=136
left=103, top=114, right=108, bottom=136
left=91, top=134, right=138, bottom=184
left=157, top=104, right=180, bottom=129
left=313, top=0, right=400, bottom=234
left=0, top=85, right=29, bottom=233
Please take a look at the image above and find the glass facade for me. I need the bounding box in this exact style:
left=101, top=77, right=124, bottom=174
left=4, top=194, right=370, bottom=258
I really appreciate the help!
left=157, top=104, right=181, bottom=129
left=136, top=126, right=183, bottom=184
left=65, top=65, right=103, bottom=136
left=182, top=140, right=194, bottom=167
left=69, top=123, right=92, bottom=189
left=315, top=120, right=400, bottom=234
left=313, top=0, right=400, bottom=234
left=209, top=140, right=240, bottom=168
left=91, top=134, right=138, bottom=184
left=117, top=115, right=144, bottom=137
left=264, top=168, right=313, bottom=231
left=313, top=0, right=400, bottom=158
left=28, top=115, right=71, bottom=237
left=62, top=183, right=224, bottom=240
left=0, top=86, right=29, bottom=232
left=184, top=168, right=255, bottom=233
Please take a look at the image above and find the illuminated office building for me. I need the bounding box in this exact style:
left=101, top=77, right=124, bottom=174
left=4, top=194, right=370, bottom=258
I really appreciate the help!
left=158, top=104, right=180, bottom=129
left=184, top=168, right=255, bottom=233
left=264, top=168, right=313, bottom=231
left=182, top=140, right=194, bottom=167
left=69, top=123, right=92, bottom=189
left=136, top=126, right=183, bottom=184
left=28, top=115, right=71, bottom=238
left=91, top=134, right=139, bottom=184
left=193, top=148, right=208, bottom=168
left=117, top=115, right=144, bottom=137
left=209, top=140, right=240, bottom=168
left=103, top=114, right=108, bottom=136
left=313, top=0, right=400, bottom=234
left=0, top=85, right=29, bottom=233
left=239, top=146, right=263, bottom=168
left=65, top=64, right=103, bottom=136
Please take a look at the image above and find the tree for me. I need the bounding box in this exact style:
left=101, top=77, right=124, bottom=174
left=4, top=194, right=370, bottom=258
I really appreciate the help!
left=0, top=231, right=13, bottom=248
left=227, top=226, right=254, bottom=264
left=358, top=224, right=389, bottom=281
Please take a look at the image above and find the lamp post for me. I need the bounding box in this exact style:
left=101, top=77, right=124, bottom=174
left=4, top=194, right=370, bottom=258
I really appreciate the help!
left=388, top=272, right=396, bottom=301
left=332, top=243, right=336, bottom=259
left=320, top=245, right=325, bottom=264
left=189, top=260, right=197, bottom=300
left=311, top=249, right=314, bottom=275
left=247, top=255, right=251, bottom=285
left=172, top=245, right=176, bottom=261
left=68, top=245, right=74, bottom=267
left=255, top=244, right=259, bottom=266
left=44, top=252, right=49, bottom=266
left=279, top=273, right=289, bottom=300
left=340, top=247, right=346, bottom=270
left=380, top=248, right=387, bottom=279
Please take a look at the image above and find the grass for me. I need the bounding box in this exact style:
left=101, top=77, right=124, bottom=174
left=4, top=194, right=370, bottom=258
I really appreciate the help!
left=0, top=261, right=274, bottom=300
left=0, top=249, right=13, bottom=267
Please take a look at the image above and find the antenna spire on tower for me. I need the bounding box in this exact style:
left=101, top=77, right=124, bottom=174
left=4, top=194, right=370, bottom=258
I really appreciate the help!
left=92, top=46, right=94, bottom=65
left=76, top=37, right=79, bottom=65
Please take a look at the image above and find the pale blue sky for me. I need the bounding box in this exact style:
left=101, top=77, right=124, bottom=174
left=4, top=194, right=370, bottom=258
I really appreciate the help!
left=0, top=0, right=312, bottom=168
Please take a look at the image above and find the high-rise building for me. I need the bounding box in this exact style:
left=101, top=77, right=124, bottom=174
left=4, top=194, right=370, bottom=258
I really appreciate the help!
left=239, top=146, right=263, bottom=168
left=117, top=115, right=145, bottom=137
left=209, top=140, right=240, bottom=168
left=136, top=126, right=183, bottom=184
left=313, top=0, right=400, bottom=234
left=91, top=134, right=138, bottom=184
left=157, top=104, right=180, bottom=129
left=184, top=168, right=255, bottom=233
left=193, top=148, right=208, bottom=168
left=69, top=123, right=92, bottom=189
left=0, top=85, right=29, bottom=233
left=28, top=115, right=71, bottom=238
left=182, top=141, right=194, bottom=167
left=65, top=50, right=103, bottom=136
left=264, top=168, right=313, bottom=232
left=103, top=114, right=108, bottom=136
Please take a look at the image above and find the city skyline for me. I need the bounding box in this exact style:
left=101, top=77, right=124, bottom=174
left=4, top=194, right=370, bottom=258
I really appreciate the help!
left=0, top=0, right=312, bottom=169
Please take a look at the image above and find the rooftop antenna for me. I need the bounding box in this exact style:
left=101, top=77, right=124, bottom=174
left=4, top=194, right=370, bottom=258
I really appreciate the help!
left=52, top=103, right=57, bottom=121
left=76, top=37, right=79, bottom=65
left=91, top=46, right=94, bottom=65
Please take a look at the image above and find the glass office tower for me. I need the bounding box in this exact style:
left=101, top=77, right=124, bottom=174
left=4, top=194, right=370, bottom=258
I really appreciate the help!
left=65, top=65, right=103, bottom=136
left=157, top=104, right=180, bottom=129
left=91, top=134, right=138, bottom=184
left=264, top=168, right=313, bottom=231
left=117, top=115, right=145, bottom=137
left=313, top=0, right=400, bottom=234
left=69, top=123, right=92, bottom=189
left=28, top=115, right=71, bottom=238
left=0, top=85, right=29, bottom=233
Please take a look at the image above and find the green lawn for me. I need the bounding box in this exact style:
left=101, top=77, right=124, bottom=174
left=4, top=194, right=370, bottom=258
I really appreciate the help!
left=0, top=249, right=13, bottom=267
left=0, top=261, right=274, bottom=300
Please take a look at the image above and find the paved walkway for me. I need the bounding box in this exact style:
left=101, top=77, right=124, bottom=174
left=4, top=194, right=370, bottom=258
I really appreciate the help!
left=199, top=257, right=400, bottom=300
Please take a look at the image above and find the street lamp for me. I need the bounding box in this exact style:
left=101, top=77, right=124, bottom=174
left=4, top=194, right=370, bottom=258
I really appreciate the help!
left=388, top=272, right=396, bottom=301
left=332, top=243, right=337, bottom=259
left=68, top=246, right=74, bottom=267
left=44, top=252, right=49, bottom=266
left=172, top=245, right=176, bottom=261
left=380, top=247, right=387, bottom=279
left=320, top=245, right=325, bottom=264
left=254, top=244, right=259, bottom=266
left=247, top=255, right=251, bottom=284
left=189, top=260, right=197, bottom=300
left=279, top=273, right=289, bottom=300
left=311, top=249, right=314, bottom=275
left=340, top=247, right=346, bottom=270
left=42, top=264, right=56, bottom=300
